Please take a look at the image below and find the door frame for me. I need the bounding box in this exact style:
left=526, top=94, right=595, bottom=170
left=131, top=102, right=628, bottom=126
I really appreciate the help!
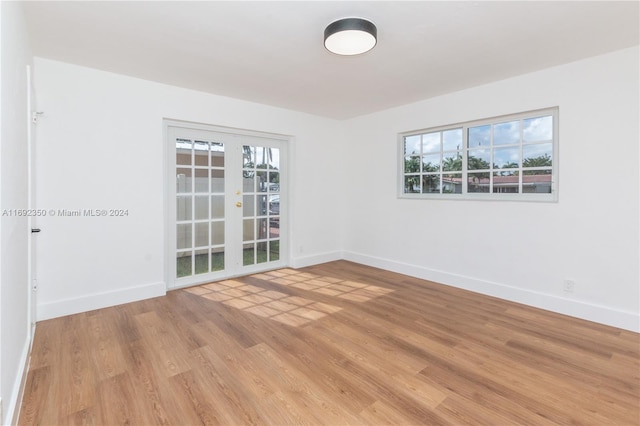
left=163, top=119, right=290, bottom=290
left=26, top=64, right=38, bottom=343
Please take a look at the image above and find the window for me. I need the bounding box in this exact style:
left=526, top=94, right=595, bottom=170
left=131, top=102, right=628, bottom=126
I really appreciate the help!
left=399, top=107, right=558, bottom=201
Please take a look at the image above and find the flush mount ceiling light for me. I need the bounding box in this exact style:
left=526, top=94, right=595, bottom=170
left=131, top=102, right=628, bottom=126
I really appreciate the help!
left=324, top=18, right=377, bottom=56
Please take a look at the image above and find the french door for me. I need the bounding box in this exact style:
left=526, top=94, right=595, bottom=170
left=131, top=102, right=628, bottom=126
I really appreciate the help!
left=166, top=122, right=288, bottom=289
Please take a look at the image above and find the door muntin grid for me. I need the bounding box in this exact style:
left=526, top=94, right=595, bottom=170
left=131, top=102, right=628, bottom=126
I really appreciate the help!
left=176, top=138, right=225, bottom=278
left=241, top=145, right=280, bottom=266
left=169, top=123, right=288, bottom=287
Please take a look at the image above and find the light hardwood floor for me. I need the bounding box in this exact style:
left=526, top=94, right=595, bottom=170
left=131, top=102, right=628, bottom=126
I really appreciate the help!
left=19, top=261, right=640, bottom=425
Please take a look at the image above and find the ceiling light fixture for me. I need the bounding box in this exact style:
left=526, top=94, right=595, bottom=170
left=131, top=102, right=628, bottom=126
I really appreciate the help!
left=324, top=18, right=377, bottom=56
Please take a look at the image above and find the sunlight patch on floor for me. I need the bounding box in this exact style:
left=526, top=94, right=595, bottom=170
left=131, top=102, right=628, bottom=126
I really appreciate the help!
left=183, top=279, right=341, bottom=327
left=183, top=268, right=393, bottom=327
left=254, top=268, right=394, bottom=302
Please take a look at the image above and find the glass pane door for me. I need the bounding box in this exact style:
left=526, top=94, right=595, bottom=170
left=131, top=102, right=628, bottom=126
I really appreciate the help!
left=176, top=137, right=226, bottom=279
left=241, top=145, right=281, bottom=267
left=167, top=123, right=287, bottom=289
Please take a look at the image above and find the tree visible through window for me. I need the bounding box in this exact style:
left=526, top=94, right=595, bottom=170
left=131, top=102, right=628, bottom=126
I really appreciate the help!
left=400, top=108, right=558, bottom=201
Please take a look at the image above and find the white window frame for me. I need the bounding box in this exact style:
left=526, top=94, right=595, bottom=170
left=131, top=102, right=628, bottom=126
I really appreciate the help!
left=398, top=107, right=559, bottom=202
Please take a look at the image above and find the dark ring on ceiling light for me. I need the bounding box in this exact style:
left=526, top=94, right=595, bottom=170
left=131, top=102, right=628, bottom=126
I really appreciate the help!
left=324, top=18, right=377, bottom=56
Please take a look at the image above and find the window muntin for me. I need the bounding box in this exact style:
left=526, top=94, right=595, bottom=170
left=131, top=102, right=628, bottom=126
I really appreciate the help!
left=403, top=128, right=463, bottom=194
left=400, top=108, right=557, bottom=201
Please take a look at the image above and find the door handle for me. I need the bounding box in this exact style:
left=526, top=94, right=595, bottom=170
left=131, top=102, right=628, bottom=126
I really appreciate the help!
left=31, top=228, right=41, bottom=233
left=235, top=202, right=242, bottom=208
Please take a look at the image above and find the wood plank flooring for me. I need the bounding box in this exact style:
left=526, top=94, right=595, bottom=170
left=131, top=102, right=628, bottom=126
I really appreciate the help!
left=19, top=261, right=640, bottom=425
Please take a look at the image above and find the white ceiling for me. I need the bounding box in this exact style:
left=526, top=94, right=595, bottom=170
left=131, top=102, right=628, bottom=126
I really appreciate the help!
left=23, top=1, right=639, bottom=120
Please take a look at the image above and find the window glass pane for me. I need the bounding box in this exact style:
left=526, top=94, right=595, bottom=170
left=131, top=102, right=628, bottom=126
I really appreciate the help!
left=405, top=155, right=420, bottom=173
left=443, top=153, right=462, bottom=172
left=177, top=196, right=192, bottom=221
left=422, top=175, right=440, bottom=193
left=269, top=217, right=280, bottom=238
left=243, top=218, right=254, bottom=241
left=243, top=195, right=254, bottom=217
left=176, top=168, right=192, bottom=193
left=194, top=169, right=208, bottom=193
left=194, top=249, right=209, bottom=274
left=468, top=149, right=490, bottom=170
left=212, top=248, right=224, bottom=271
left=211, top=155, right=224, bottom=168
left=422, top=154, right=440, bottom=172
left=404, top=135, right=421, bottom=156
left=243, top=168, right=255, bottom=179
left=257, top=171, right=268, bottom=192
left=404, top=176, right=420, bottom=193
left=242, top=174, right=254, bottom=193
left=176, top=252, right=192, bottom=278
left=468, top=172, right=490, bottom=193
left=255, top=146, right=275, bottom=169
left=493, top=121, right=520, bottom=146
left=243, top=243, right=255, bottom=266
left=269, top=195, right=280, bottom=216
left=468, top=125, right=490, bottom=148
left=176, top=139, right=192, bottom=165
left=211, top=195, right=224, bottom=219
left=523, top=116, right=552, bottom=142
left=255, top=147, right=269, bottom=168
left=177, top=224, right=192, bottom=249
left=211, top=169, right=225, bottom=193
left=257, top=242, right=268, bottom=264
left=176, top=153, right=191, bottom=166
left=523, top=174, right=552, bottom=193
left=422, top=132, right=440, bottom=153
left=268, top=172, right=280, bottom=192
left=194, top=222, right=208, bottom=247
left=257, top=218, right=268, bottom=240
left=493, top=147, right=520, bottom=169
left=211, top=142, right=224, bottom=167
left=270, top=240, right=280, bottom=261
left=243, top=146, right=254, bottom=168
left=211, top=221, right=224, bottom=245
left=523, top=143, right=552, bottom=167
left=269, top=148, right=280, bottom=169
left=442, top=128, right=462, bottom=152
left=493, top=172, right=519, bottom=193
left=194, top=196, right=208, bottom=220
left=194, top=141, right=209, bottom=166
left=257, top=195, right=268, bottom=216
left=442, top=174, right=462, bottom=194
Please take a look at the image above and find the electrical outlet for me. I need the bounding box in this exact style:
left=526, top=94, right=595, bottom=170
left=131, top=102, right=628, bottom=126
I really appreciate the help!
left=563, top=279, right=575, bottom=293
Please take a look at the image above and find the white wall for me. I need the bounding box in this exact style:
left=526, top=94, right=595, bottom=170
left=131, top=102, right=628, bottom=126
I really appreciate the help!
left=343, top=46, right=640, bottom=332
left=33, top=58, right=347, bottom=320
left=32, top=47, right=639, bottom=333
left=0, top=2, right=32, bottom=424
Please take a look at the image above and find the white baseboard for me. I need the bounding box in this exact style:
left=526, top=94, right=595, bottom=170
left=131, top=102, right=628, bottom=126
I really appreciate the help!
left=344, top=251, right=640, bottom=333
left=5, top=335, right=30, bottom=426
left=290, top=250, right=343, bottom=269
left=37, top=281, right=166, bottom=321
left=33, top=253, right=640, bottom=332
